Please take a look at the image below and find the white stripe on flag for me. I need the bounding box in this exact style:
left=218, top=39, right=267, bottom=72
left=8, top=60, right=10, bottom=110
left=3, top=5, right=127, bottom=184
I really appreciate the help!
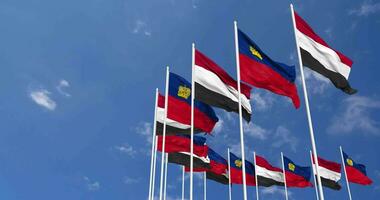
left=313, top=164, right=341, bottom=182
left=157, top=107, right=191, bottom=130
left=296, top=30, right=351, bottom=79
left=256, top=165, right=284, bottom=183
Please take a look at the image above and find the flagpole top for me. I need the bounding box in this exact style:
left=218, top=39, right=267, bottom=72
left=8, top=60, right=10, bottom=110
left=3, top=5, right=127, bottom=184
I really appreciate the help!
left=234, top=20, right=237, bottom=25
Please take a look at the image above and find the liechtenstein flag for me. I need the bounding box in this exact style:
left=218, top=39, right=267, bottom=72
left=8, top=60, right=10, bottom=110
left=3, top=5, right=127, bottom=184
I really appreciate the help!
left=283, top=156, right=313, bottom=188
left=167, top=72, right=219, bottom=133
left=229, top=152, right=256, bottom=186
left=238, top=29, right=300, bottom=108
left=342, top=151, right=373, bottom=185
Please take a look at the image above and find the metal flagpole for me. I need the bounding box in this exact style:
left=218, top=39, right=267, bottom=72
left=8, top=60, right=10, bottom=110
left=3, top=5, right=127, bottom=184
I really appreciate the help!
left=340, top=146, right=353, bottom=200
left=228, top=148, right=232, bottom=200
left=164, top=153, right=168, bottom=200
left=152, top=135, right=158, bottom=200
left=281, top=152, right=289, bottom=200
left=182, top=166, right=185, bottom=200
left=190, top=43, right=195, bottom=200
left=310, top=150, right=320, bottom=200
left=233, top=20, right=248, bottom=200
left=148, top=89, right=159, bottom=200
left=159, top=66, right=170, bottom=200
left=290, top=4, right=325, bottom=200
left=204, top=171, right=207, bottom=200
left=253, top=152, right=259, bottom=200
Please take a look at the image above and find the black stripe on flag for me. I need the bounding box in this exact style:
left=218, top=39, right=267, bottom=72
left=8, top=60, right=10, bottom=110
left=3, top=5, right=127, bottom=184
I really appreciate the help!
left=257, top=176, right=284, bottom=187
left=315, top=176, right=342, bottom=190
left=168, top=152, right=210, bottom=169
left=206, top=172, right=229, bottom=185
left=156, top=122, right=202, bottom=135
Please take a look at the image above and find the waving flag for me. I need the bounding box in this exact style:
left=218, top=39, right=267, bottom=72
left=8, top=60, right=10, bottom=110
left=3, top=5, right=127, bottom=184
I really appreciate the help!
left=342, top=151, right=372, bottom=185
left=283, top=156, right=313, bottom=188
left=160, top=73, right=218, bottom=134
left=194, top=49, right=252, bottom=122
left=294, top=11, right=357, bottom=94
left=313, top=156, right=342, bottom=190
left=229, top=152, right=256, bottom=186
left=157, top=135, right=208, bottom=157
left=238, top=29, right=300, bottom=108
left=255, top=155, right=284, bottom=187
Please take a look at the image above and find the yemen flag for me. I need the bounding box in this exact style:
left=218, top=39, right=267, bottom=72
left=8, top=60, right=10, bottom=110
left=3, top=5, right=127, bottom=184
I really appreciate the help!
left=194, top=49, right=252, bottom=122
left=186, top=148, right=229, bottom=185
left=294, top=11, right=357, bottom=94
left=229, top=152, right=256, bottom=186
left=166, top=72, right=219, bottom=134
left=238, top=29, right=300, bottom=109
left=283, top=156, right=313, bottom=188
left=342, top=151, right=372, bottom=185
left=156, top=94, right=202, bottom=135
left=255, top=155, right=284, bottom=187
left=313, top=156, right=342, bottom=190
left=157, top=135, right=208, bottom=157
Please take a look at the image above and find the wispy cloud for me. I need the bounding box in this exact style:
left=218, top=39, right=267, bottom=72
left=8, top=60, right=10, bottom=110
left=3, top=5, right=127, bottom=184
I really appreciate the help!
left=272, top=126, right=298, bottom=152
left=56, top=79, right=71, bottom=97
left=349, top=1, right=380, bottom=16
left=114, top=143, right=137, bottom=157
left=251, top=90, right=275, bottom=111
left=244, top=122, right=269, bottom=140
left=136, top=122, right=153, bottom=143
left=303, top=67, right=330, bottom=94
left=123, top=176, right=141, bottom=184
left=83, top=176, right=100, bottom=191
left=212, top=119, right=224, bottom=135
left=132, top=20, right=151, bottom=36
left=328, top=95, right=380, bottom=135
left=261, top=186, right=292, bottom=198
left=29, top=89, right=57, bottom=111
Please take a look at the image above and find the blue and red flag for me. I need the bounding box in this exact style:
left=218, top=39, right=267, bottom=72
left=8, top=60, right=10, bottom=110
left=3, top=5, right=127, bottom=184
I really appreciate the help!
left=342, top=151, right=373, bottom=185
left=229, top=152, right=256, bottom=186
left=283, top=156, right=313, bottom=188
left=167, top=72, right=219, bottom=133
left=238, top=29, right=300, bottom=108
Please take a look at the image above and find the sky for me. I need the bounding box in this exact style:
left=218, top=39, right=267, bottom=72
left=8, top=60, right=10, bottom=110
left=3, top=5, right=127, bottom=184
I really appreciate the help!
left=0, top=0, right=379, bottom=199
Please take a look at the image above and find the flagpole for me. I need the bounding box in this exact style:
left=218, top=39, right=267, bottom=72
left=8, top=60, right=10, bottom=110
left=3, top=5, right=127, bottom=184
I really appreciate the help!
left=152, top=135, right=158, bottom=200
left=204, top=171, right=207, bottom=200
left=233, top=20, right=248, bottom=200
left=164, top=153, right=168, bottom=200
left=159, top=66, right=170, bottom=200
left=290, top=4, right=325, bottom=200
left=182, top=166, right=185, bottom=200
left=253, top=152, right=259, bottom=200
left=310, top=150, right=320, bottom=200
left=228, top=148, right=232, bottom=200
left=340, top=146, right=353, bottom=200
left=280, top=152, right=289, bottom=200
left=190, top=42, right=196, bottom=200
left=148, top=88, right=159, bottom=200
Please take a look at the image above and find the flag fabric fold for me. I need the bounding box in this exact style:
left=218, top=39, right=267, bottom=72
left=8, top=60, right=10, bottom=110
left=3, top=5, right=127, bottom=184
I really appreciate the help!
left=283, top=156, right=313, bottom=188
left=342, top=151, right=372, bottom=185
left=313, top=156, right=342, bottom=190
left=255, top=155, right=284, bottom=187
left=229, top=152, right=256, bottom=186
left=194, top=49, right=252, bottom=122
left=238, top=29, right=301, bottom=108
left=157, top=135, right=208, bottom=157
left=294, top=11, right=357, bottom=94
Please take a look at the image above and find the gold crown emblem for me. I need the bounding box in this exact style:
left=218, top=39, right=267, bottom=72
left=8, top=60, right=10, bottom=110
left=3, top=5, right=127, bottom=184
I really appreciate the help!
left=288, top=163, right=296, bottom=171
left=346, top=158, right=353, bottom=166
left=235, top=160, right=242, bottom=168
left=249, top=46, right=263, bottom=60
left=178, top=86, right=191, bottom=99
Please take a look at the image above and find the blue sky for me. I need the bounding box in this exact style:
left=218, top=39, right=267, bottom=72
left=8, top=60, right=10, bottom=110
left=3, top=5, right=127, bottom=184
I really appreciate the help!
left=0, top=0, right=379, bottom=199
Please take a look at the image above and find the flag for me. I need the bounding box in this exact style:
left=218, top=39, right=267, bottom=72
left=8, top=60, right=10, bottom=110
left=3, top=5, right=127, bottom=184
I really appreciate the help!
left=238, top=29, right=300, bottom=108
left=294, top=11, right=357, bottom=94
left=165, top=72, right=219, bottom=134
left=156, top=94, right=202, bottom=135
left=342, top=151, right=372, bottom=185
left=157, top=135, right=208, bottom=157
left=283, top=156, right=313, bottom=188
left=313, top=156, right=342, bottom=190
left=167, top=135, right=210, bottom=169
left=229, top=152, right=256, bottom=186
left=194, top=49, right=252, bottom=122
left=255, top=155, right=284, bottom=187
left=185, top=148, right=229, bottom=184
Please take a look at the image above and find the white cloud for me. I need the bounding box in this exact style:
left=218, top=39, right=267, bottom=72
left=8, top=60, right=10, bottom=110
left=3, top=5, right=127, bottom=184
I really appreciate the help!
left=349, top=1, right=380, bottom=16
left=124, top=176, right=140, bottom=184
left=136, top=122, right=153, bottom=143
left=303, top=67, right=330, bottom=94
left=261, top=186, right=292, bottom=198
left=132, top=20, right=151, bottom=36
left=83, top=176, right=100, bottom=191
left=56, top=79, right=71, bottom=97
left=114, top=143, right=137, bottom=157
left=29, top=89, right=57, bottom=111
left=251, top=90, right=275, bottom=111
left=244, top=122, right=269, bottom=140
left=324, top=27, right=333, bottom=38
left=272, top=126, right=298, bottom=152
left=328, top=95, right=380, bottom=135
left=212, top=119, right=224, bottom=135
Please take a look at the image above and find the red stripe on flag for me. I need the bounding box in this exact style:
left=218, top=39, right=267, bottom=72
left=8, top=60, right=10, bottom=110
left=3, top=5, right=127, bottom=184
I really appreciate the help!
left=294, top=11, right=353, bottom=67
left=285, top=172, right=313, bottom=188
left=255, top=155, right=282, bottom=172
left=157, top=136, right=208, bottom=157
left=346, top=166, right=373, bottom=185
left=312, top=156, right=341, bottom=173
